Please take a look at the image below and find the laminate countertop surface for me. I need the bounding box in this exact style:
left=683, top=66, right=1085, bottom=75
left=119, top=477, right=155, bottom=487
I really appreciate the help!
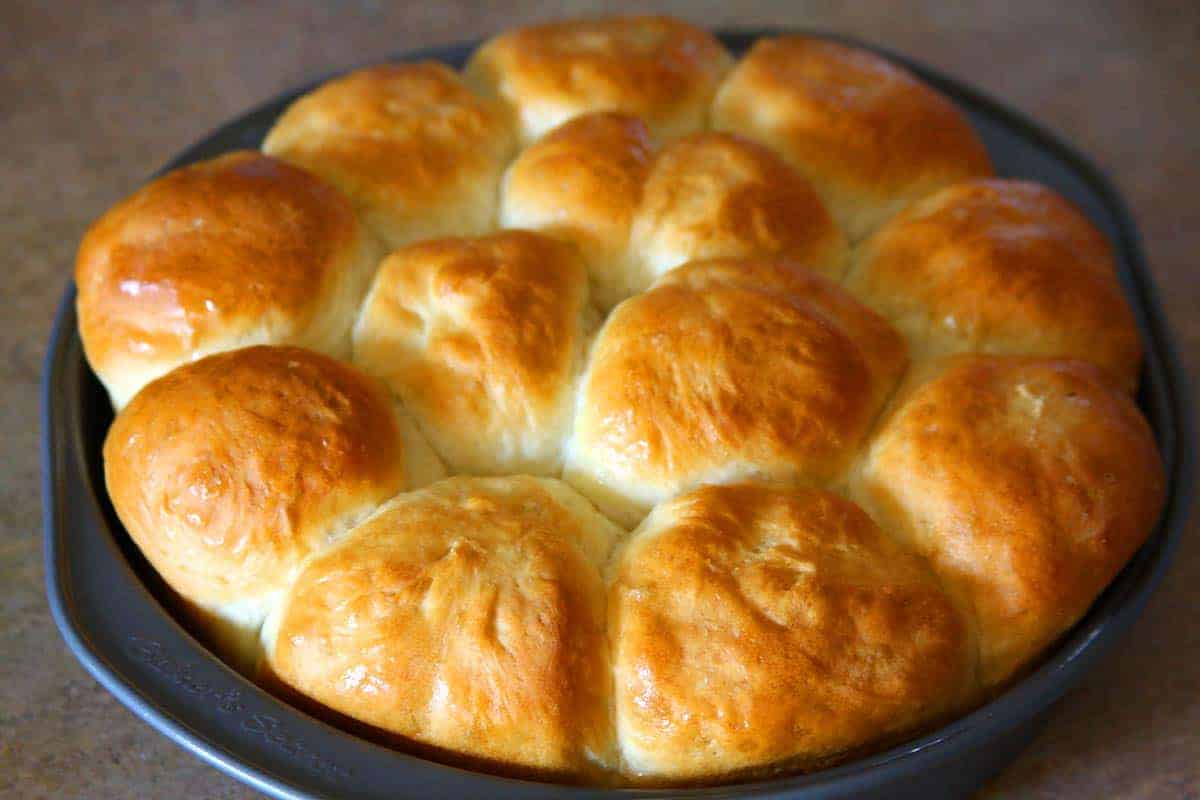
left=2, top=2, right=1196, bottom=798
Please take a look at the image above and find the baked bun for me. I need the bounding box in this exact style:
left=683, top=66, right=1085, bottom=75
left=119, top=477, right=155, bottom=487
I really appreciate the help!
left=564, top=258, right=907, bottom=526
left=502, top=118, right=845, bottom=310
left=712, top=36, right=993, bottom=240
left=846, top=179, right=1142, bottom=390
left=352, top=231, right=596, bottom=475
left=263, top=63, right=517, bottom=250
left=103, top=345, right=444, bottom=666
left=465, top=15, right=731, bottom=143
left=75, top=151, right=379, bottom=409
left=853, top=356, right=1165, bottom=688
left=500, top=112, right=655, bottom=310
left=610, top=483, right=974, bottom=781
left=631, top=131, right=847, bottom=282
left=261, top=476, right=621, bottom=779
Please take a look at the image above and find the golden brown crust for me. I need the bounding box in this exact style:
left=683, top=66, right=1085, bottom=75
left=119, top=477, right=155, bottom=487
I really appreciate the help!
left=264, top=476, right=622, bottom=778
left=610, top=483, right=973, bottom=780
left=712, top=36, right=992, bottom=240
left=465, top=15, right=731, bottom=143
left=564, top=257, right=907, bottom=526
left=263, top=62, right=517, bottom=250
left=854, top=356, right=1165, bottom=687
left=352, top=231, right=594, bottom=475
left=75, top=151, right=377, bottom=408
left=103, top=346, right=441, bottom=648
left=500, top=112, right=655, bottom=310
left=632, top=131, right=848, bottom=281
left=846, top=179, right=1142, bottom=390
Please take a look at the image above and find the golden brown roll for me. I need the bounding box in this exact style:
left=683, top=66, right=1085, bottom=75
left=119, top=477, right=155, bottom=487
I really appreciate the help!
left=352, top=231, right=596, bottom=475
left=845, top=179, right=1142, bottom=390
left=263, top=63, right=517, bottom=250
left=853, top=356, right=1165, bottom=688
left=500, top=112, right=655, bottom=310
left=610, top=482, right=974, bottom=781
left=75, top=151, right=379, bottom=409
left=631, top=131, right=848, bottom=282
left=465, top=15, right=731, bottom=144
left=712, top=36, right=992, bottom=241
left=261, top=476, right=622, bottom=779
left=103, top=346, right=444, bottom=667
left=564, top=257, right=907, bottom=527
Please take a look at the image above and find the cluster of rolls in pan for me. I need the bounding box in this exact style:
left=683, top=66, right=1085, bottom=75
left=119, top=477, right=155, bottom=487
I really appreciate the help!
left=77, top=15, right=1165, bottom=785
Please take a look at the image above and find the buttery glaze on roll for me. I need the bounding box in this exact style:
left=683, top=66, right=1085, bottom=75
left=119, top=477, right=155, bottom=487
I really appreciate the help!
left=261, top=476, right=622, bottom=780
left=713, top=36, right=993, bottom=240
left=263, top=63, right=517, bottom=250
left=610, top=483, right=974, bottom=781
left=853, top=356, right=1165, bottom=688
left=846, top=179, right=1143, bottom=390
left=352, top=230, right=596, bottom=475
left=564, top=257, right=907, bottom=527
left=75, top=151, right=379, bottom=409
left=465, top=15, right=731, bottom=143
left=103, top=346, right=444, bottom=667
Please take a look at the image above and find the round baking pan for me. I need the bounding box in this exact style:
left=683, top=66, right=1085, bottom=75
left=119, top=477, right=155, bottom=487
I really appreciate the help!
left=42, top=29, right=1195, bottom=800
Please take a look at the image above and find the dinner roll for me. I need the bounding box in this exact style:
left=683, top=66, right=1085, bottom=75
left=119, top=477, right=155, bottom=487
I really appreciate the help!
left=853, top=356, right=1165, bottom=688
left=263, top=63, right=517, bottom=250
left=500, top=112, right=655, bottom=310
left=846, top=179, right=1142, bottom=390
left=103, top=346, right=444, bottom=668
left=631, top=132, right=848, bottom=282
left=261, top=476, right=621, bottom=779
left=352, top=231, right=596, bottom=475
left=610, top=483, right=974, bottom=781
left=712, top=36, right=992, bottom=241
left=564, top=258, right=907, bottom=527
left=465, top=15, right=731, bottom=143
left=75, top=151, right=379, bottom=409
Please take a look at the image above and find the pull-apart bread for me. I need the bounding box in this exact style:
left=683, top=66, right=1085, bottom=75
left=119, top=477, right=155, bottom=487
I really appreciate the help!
left=80, top=15, right=1164, bottom=785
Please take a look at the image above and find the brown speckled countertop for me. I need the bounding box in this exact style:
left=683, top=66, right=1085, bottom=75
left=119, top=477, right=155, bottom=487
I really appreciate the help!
left=2, top=2, right=1197, bottom=798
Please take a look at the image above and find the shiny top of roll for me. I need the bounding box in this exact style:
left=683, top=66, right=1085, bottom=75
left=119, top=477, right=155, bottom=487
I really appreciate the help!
left=611, top=482, right=973, bottom=780
left=631, top=131, right=847, bottom=282
left=75, top=151, right=376, bottom=408
left=565, top=257, right=907, bottom=527
left=855, top=356, right=1165, bottom=687
left=264, top=62, right=517, bottom=250
left=466, top=15, right=731, bottom=143
left=713, top=35, right=993, bottom=240
left=352, top=230, right=595, bottom=475
left=103, top=346, right=441, bottom=614
left=263, top=475, right=622, bottom=778
left=847, top=179, right=1142, bottom=390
